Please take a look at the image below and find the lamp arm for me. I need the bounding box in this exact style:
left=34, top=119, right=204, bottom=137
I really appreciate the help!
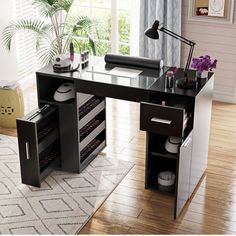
left=159, top=26, right=195, bottom=78
left=160, top=27, right=195, bottom=47
left=184, top=44, right=195, bottom=76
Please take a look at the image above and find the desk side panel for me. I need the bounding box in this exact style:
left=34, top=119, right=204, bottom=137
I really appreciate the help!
left=58, top=103, right=80, bottom=172
left=190, top=76, right=214, bottom=196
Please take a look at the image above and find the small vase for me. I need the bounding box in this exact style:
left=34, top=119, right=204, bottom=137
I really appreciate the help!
left=196, top=70, right=209, bottom=87
left=196, top=70, right=208, bottom=79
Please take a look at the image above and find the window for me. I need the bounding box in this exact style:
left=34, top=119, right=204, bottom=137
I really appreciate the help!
left=70, top=0, right=140, bottom=56
left=12, top=0, right=140, bottom=81
left=13, top=0, right=39, bottom=80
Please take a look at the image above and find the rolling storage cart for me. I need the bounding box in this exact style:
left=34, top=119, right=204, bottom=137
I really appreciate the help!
left=17, top=74, right=106, bottom=187
left=17, top=105, right=61, bottom=187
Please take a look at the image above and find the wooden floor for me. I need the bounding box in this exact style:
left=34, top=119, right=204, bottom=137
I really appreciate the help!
left=1, top=86, right=236, bottom=234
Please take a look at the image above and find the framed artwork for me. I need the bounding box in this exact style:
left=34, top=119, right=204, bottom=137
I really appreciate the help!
left=188, top=0, right=235, bottom=24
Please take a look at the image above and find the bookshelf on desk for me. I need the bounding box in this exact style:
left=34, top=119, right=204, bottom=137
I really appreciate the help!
left=16, top=57, right=214, bottom=218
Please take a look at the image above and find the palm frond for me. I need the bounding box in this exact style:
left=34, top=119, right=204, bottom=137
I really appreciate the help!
left=37, top=42, right=60, bottom=65
left=1, top=19, right=45, bottom=50
left=33, top=0, right=62, bottom=18
left=72, top=37, right=81, bottom=52
left=88, top=35, right=96, bottom=55
left=33, top=1, right=57, bottom=18
left=54, top=0, right=73, bottom=12
left=50, top=33, right=68, bottom=46
left=36, top=24, right=54, bottom=50
left=33, top=0, right=56, bottom=6
left=70, top=15, right=94, bottom=33
left=69, top=15, right=97, bottom=55
left=33, top=0, right=73, bottom=18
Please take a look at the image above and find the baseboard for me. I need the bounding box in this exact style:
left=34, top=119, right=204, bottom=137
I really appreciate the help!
left=213, top=94, right=236, bottom=104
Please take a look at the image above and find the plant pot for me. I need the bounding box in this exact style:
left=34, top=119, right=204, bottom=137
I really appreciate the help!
left=196, top=70, right=208, bottom=79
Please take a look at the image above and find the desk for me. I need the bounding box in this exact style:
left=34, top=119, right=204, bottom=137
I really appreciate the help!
left=17, top=57, right=214, bottom=218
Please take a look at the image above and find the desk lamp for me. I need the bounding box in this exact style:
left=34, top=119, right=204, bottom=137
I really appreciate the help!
left=145, top=20, right=196, bottom=89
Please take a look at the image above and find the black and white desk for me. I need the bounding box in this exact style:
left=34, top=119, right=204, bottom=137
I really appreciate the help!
left=17, top=57, right=214, bottom=218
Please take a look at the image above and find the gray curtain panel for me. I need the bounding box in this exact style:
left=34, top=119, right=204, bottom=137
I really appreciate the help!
left=139, top=0, right=182, bottom=67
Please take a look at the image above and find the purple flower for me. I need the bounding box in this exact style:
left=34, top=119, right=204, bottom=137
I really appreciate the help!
left=172, top=67, right=178, bottom=74
left=191, top=55, right=218, bottom=72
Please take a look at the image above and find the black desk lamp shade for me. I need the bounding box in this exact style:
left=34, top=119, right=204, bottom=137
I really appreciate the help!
left=145, top=20, right=196, bottom=89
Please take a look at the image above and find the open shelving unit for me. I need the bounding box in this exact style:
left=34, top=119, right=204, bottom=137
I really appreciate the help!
left=148, top=133, right=178, bottom=160
left=141, top=97, right=194, bottom=197
left=37, top=76, right=75, bottom=104
left=77, top=93, right=106, bottom=171
left=146, top=133, right=178, bottom=196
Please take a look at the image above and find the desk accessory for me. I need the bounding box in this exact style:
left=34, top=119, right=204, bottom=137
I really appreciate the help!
left=54, top=83, right=75, bottom=102
left=70, top=42, right=74, bottom=62
left=145, top=20, right=196, bottom=89
left=165, top=71, right=174, bottom=89
left=108, top=67, right=143, bottom=78
left=105, top=54, right=164, bottom=69
left=81, top=50, right=90, bottom=69
left=165, top=136, right=182, bottom=154
left=85, top=50, right=89, bottom=66
left=158, top=171, right=175, bottom=186
left=52, top=42, right=80, bottom=73
left=53, top=54, right=71, bottom=70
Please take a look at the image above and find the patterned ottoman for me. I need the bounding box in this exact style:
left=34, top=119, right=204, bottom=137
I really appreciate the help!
left=0, top=86, right=24, bottom=128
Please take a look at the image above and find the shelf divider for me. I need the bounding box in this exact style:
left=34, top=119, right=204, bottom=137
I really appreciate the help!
left=150, top=151, right=177, bottom=160
left=80, top=121, right=105, bottom=150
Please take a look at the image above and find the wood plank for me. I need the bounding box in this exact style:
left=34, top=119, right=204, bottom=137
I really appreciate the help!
left=79, top=217, right=130, bottom=234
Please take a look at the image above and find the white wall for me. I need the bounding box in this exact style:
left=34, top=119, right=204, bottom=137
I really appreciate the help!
left=182, top=1, right=236, bottom=103
left=0, top=0, right=18, bottom=81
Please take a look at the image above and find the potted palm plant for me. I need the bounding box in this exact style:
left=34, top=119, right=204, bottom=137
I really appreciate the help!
left=2, top=0, right=97, bottom=65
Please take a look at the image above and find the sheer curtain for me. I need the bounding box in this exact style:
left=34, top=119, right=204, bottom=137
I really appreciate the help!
left=139, top=0, right=182, bottom=67
left=14, top=0, right=39, bottom=80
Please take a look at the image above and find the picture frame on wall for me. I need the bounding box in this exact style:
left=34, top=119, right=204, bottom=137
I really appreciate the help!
left=188, top=0, right=235, bottom=24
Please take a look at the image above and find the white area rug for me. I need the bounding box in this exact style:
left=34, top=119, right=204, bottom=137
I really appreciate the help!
left=0, top=134, right=134, bottom=234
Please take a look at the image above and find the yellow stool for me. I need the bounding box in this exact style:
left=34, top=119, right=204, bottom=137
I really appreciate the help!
left=0, top=86, right=24, bottom=128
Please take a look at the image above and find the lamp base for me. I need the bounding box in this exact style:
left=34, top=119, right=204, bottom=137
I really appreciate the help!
left=176, top=78, right=197, bottom=90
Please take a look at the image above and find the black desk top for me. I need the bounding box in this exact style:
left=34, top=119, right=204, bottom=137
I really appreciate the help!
left=37, top=56, right=213, bottom=100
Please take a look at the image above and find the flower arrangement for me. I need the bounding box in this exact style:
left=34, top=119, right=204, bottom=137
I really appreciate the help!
left=191, top=55, right=217, bottom=72
left=197, top=7, right=208, bottom=15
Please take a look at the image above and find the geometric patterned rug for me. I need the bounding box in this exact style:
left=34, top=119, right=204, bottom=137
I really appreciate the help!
left=0, top=134, right=134, bottom=234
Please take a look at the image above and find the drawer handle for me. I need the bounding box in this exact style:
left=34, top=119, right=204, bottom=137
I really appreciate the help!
left=151, top=117, right=172, bottom=125
left=25, top=142, right=30, bottom=160
left=183, top=137, right=192, bottom=147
